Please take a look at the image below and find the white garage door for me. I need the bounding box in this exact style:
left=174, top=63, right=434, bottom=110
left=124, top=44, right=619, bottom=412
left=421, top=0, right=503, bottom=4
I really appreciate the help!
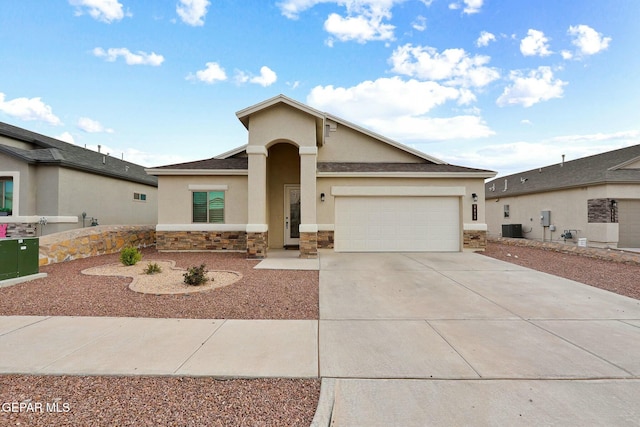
left=335, top=196, right=460, bottom=252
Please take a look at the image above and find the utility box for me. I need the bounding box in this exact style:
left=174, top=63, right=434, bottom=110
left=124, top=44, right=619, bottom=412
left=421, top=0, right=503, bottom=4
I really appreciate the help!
left=0, top=239, right=19, bottom=280
left=0, top=238, right=39, bottom=280
left=541, top=210, right=551, bottom=227
left=502, top=224, right=523, bottom=238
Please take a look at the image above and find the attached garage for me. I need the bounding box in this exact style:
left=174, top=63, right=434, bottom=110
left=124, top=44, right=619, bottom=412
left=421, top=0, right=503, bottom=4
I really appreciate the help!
left=618, top=199, right=640, bottom=248
left=332, top=186, right=463, bottom=252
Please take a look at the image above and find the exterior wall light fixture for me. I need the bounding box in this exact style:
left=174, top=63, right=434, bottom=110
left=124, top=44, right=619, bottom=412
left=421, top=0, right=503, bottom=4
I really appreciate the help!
left=320, top=193, right=325, bottom=202
left=471, top=193, right=478, bottom=202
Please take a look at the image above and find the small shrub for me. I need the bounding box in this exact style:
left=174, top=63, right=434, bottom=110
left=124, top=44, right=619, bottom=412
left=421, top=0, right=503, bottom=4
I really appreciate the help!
left=144, top=262, right=162, bottom=275
left=120, top=246, right=142, bottom=266
left=183, top=264, right=209, bottom=286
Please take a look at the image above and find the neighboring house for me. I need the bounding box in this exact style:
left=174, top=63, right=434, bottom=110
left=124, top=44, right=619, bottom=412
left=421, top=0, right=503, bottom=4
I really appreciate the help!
left=147, top=95, right=495, bottom=259
left=0, top=122, right=158, bottom=236
left=485, top=144, right=640, bottom=248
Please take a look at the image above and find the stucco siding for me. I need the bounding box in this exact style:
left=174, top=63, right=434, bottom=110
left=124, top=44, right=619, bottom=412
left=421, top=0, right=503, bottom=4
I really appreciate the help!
left=318, top=124, right=422, bottom=163
left=486, top=183, right=640, bottom=246
left=157, top=175, right=247, bottom=225
left=50, top=167, right=157, bottom=234
left=316, top=176, right=485, bottom=226
left=248, top=104, right=317, bottom=148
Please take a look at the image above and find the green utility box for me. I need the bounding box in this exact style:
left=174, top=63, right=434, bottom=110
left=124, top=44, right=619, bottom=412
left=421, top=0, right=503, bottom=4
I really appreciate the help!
left=0, top=238, right=39, bottom=280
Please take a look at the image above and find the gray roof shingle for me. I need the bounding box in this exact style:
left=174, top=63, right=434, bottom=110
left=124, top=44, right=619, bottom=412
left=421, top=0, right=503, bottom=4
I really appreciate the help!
left=0, top=122, right=157, bottom=187
left=485, top=144, right=640, bottom=198
left=318, top=162, right=493, bottom=174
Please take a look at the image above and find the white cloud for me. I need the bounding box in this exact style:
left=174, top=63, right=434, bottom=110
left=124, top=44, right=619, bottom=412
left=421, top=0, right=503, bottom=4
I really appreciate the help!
left=93, top=47, right=164, bottom=66
left=496, top=66, right=566, bottom=108
left=390, top=44, right=500, bottom=88
left=187, top=62, right=228, bottom=83
left=307, top=76, right=493, bottom=141
left=234, top=66, right=278, bottom=87
left=412, top=15, right=427, bottom=32
left=278, top=0, right=402, bottom=43
left=520, top=29, right=552, bottom=57
left=69, top=0, right=129, bottom=23
left=448, top=0, right=483, bottom=14
left=77, top=117, right=114, bottom=133
left=176, top=0, right=210, bottom=26
left=476, top=31, right=495, bottom=47
left=521, top=119, right=533, bottom=125
left=250, top=66, right=278, bottom=87
left=56, top=132, right=75, bottom=144
left=0, top=93, right=62, bottom=125
left=568, top=24, right=611, bottom=56
left=324, top=12, right=394, bottom=43
left=462, top=0, right=483, bottom=14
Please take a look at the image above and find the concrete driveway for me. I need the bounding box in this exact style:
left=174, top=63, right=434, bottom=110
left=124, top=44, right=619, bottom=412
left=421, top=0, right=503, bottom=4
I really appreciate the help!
left=317, top=251, right=640, bottom=426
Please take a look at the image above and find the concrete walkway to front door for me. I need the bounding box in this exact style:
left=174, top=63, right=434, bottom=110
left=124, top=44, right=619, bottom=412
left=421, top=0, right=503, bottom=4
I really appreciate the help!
left=317, top=251, right=640, bottom=426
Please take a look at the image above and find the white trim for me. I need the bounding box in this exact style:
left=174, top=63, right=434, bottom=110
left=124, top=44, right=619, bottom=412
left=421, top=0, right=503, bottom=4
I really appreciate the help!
left=1, top=216, right=77, bottom=224
left=188, top=184, right=229, bottom=191
left=146, top=169, right=248, bottom=176
left=156, top=224, right=246, bottom=232
left=317, top=224, right=335, bottom=231
left=318, top=171, right=496, bottom=179
left=331, top=186, right=466, bottom=197
left=246, top=223, right=268, bottom=233
left=299, top=224, right=318, bottom=233
left=215, top=144, right=248, bottom=159
left=299, top=146, right=318, bottom=156
left=463, top=223, right=488, bottom=231
left=246, top=145, right=268, bottom=156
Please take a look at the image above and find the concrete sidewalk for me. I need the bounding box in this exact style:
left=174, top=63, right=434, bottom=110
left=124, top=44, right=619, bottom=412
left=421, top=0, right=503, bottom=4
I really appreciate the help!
left=0, top=316, right=318, bottom=377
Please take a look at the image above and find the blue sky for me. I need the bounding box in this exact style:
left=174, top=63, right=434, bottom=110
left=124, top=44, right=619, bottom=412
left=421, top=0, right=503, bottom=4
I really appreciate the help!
left=1, top=0, right=639, bottom=176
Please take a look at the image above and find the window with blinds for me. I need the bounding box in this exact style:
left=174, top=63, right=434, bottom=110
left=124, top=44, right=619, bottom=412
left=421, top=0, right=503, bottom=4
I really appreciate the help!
left=192, top=191, right=225, bottom=223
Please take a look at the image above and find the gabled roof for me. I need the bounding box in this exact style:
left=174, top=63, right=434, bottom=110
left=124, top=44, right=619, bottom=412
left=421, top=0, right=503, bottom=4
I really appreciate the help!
left=485, top=144, right=640, bottom=198
left=233, top=94, right=446, bottom=165
left=0, top=122, right=157, bottom=187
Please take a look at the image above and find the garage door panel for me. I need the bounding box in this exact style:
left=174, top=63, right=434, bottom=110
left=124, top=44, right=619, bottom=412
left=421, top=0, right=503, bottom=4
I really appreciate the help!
left=335, top=196, right=460, bottom=252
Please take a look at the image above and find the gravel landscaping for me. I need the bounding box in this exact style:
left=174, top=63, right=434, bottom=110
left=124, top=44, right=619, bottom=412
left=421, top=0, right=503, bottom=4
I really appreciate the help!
left=0, top=248, right=318, bottom=320
left=0, top=375, right=320, bottom=427
left=482, top=242, right=640, bottom=300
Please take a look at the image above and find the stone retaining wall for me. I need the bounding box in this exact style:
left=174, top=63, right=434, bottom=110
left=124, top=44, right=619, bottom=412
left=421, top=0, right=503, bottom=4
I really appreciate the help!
left=39, top=225, right=156, bottom=266
left=490, top=236, right=640, bottom=266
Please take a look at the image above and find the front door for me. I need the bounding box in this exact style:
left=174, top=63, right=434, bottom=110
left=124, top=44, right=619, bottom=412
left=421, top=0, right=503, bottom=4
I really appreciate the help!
left=284, top=185, right=301, bottom=247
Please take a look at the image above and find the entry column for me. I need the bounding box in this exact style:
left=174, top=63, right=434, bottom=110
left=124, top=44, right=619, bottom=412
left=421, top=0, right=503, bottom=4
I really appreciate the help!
left=299, top=146, right=318, bottom=259
left=246, top=146, right=268, bottom=258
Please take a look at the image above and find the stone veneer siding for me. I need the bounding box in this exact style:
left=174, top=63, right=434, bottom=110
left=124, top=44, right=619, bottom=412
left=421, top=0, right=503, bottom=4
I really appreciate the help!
left=490, top=236, right=640, bottom=266
left=2, top=223, right=37, bottom=238
left=588, top=198, right=618, bottom=223
left=156, top=231, right=246, bottom=251
left=317, top=230, right=334, bottom=249
left=39, top=225, right=156, bottom=266
left=299, top=231, right=318, bottom=259
left=463, top=230, right=487, bottom=251
left=247, top=231, right=268, bottom=259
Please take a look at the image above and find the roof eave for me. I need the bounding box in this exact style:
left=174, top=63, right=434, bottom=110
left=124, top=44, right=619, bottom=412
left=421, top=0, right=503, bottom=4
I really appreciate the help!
left=146, top=168, right=248, bottom=176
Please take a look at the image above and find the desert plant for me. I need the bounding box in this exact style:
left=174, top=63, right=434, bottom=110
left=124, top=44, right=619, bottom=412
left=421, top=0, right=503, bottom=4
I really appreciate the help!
left=183, top=264, right=209, bottom=286
left=144, top=262, right=162, bottom=275
left=120, top=246, right=142, bottom=266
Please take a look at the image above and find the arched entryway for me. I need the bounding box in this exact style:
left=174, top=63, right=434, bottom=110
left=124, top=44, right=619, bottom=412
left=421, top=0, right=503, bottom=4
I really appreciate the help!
left=266, top=142, right=301, bottom=249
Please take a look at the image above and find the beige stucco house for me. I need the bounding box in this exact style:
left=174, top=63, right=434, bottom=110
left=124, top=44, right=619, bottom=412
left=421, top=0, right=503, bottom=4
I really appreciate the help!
left=0, top=122, right=158, bottom=237
left=485, top=144, right=640, bottom=248
left=147, top=95, right=496, bottom=258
